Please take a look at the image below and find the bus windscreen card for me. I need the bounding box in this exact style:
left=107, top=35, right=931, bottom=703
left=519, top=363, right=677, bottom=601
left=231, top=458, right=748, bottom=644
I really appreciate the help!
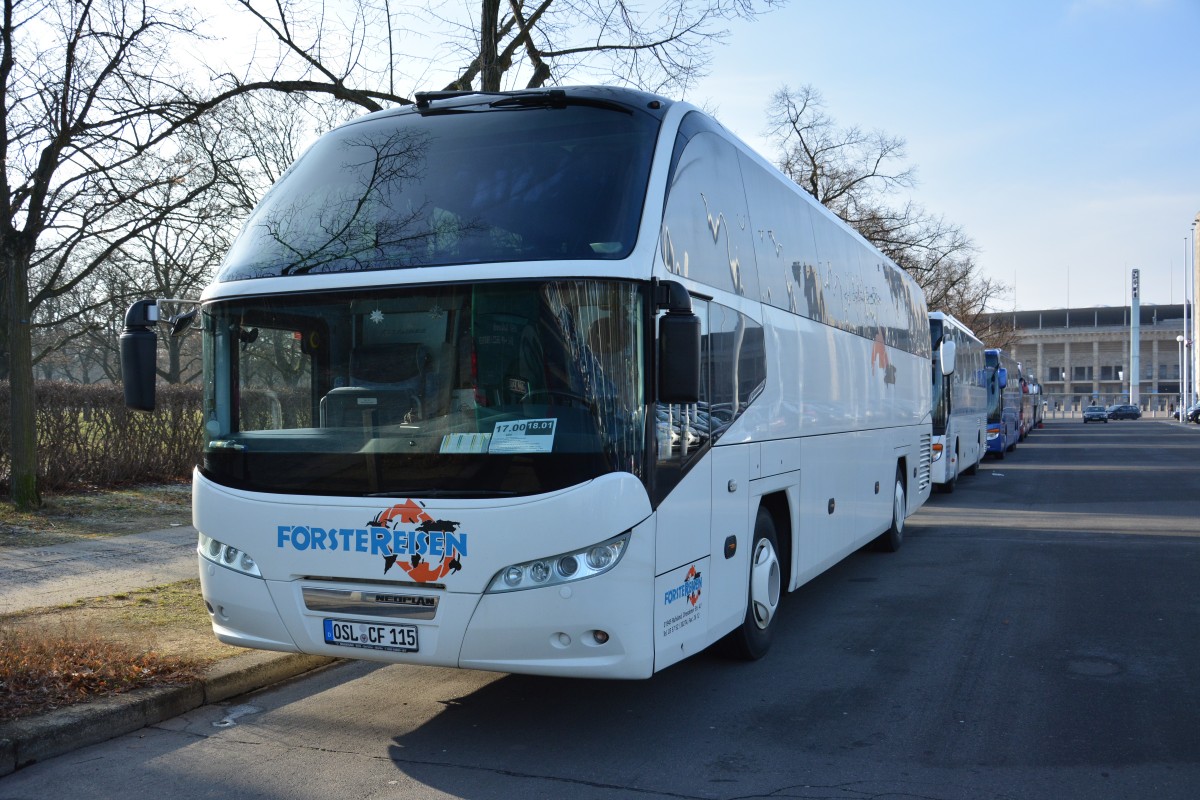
left=487, top=419, right=557, bottom=453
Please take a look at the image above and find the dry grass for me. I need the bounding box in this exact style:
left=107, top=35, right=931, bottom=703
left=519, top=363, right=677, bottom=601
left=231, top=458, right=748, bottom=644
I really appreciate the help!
left=0, top=579, right=245, bottom=722
left=0, top=630, right=203, bottom=722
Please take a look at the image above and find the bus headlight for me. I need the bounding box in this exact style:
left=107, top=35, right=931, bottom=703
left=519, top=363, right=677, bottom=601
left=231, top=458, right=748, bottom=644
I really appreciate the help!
left=486, top=533, right=629, bottom=593
left=198, top=532, right=262, bottom=578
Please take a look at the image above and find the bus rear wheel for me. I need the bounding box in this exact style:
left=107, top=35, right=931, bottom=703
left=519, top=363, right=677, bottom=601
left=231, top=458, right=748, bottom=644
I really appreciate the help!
left=964, top=445, right=980, bottom=475
left=722, top=507, right=781, bottom=660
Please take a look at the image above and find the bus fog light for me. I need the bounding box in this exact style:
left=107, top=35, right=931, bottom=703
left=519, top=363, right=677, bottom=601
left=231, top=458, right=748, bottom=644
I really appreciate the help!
left=592, top=630, right=609, bottom=645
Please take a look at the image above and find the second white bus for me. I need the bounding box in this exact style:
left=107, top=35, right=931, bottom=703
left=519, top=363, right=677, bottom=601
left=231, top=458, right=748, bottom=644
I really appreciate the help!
left=928, top=312, right=987, bottom=491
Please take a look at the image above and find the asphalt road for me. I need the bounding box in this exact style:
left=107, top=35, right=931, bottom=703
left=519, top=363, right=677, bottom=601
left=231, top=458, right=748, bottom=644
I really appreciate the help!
left=4, top=418, right=1199, bottom=800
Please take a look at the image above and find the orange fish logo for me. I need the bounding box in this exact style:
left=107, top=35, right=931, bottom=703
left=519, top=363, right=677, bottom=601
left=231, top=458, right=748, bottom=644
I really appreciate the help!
left=370, top=501, right=465, bottom=583
left=686, top=565, right=702, bottom=606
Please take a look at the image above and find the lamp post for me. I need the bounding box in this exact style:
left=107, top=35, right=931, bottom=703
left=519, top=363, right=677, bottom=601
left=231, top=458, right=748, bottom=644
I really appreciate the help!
left=1184, top=234, right=1192, bottom=411
left=1185, top=219, right=1195, bottom=407
left=1178, top=335, right=1186, bottom=422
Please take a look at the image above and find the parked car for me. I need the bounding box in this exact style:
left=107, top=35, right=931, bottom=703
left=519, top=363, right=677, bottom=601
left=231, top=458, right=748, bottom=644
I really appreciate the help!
left=1083, top=405, right=1109, bottom=423
left=1171, top=402, right=1200, bottom=422
left=1106, top=403, right=1141, bottom=420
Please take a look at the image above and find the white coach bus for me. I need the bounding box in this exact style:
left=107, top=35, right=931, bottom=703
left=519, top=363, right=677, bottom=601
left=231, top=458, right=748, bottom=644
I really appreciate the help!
left=928, top=312, right=987, bottom=491
left=122, top=87, right=932, bottom=679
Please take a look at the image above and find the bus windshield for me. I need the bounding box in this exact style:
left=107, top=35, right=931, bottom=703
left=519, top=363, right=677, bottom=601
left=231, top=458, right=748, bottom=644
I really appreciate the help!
left=200, top=280, right=647, bottom=497
left=986, top=353, right=1004, bottom=423
left=216, top=102, right=659, bottom=281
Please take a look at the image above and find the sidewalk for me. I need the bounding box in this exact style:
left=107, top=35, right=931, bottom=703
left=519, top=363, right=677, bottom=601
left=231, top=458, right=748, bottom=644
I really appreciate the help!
left=0, top=526, right=335, bottom=776
left=0, top=525, right=201, bottom=613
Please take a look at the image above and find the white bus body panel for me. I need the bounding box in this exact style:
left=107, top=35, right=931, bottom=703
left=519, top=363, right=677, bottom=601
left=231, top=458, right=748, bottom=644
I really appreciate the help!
left=195, top=471, right=661, bottom=678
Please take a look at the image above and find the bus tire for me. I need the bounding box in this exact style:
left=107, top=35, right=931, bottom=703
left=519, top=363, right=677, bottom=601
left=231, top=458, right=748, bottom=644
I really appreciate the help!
left=942, top=442, right=959, bottom=493
left=964, top=447, right=979, bottom=476
left=876, top=466, right=906, bottom=552
left=722, top=507, right=781, bottom=661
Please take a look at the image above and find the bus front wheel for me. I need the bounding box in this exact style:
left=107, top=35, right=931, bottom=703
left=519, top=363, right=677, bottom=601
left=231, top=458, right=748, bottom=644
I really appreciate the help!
left=941, top=442, right=959, bottom=493
left=875, top=467, right=906, bottom=552
left=722, top=507, right=781, bottom=661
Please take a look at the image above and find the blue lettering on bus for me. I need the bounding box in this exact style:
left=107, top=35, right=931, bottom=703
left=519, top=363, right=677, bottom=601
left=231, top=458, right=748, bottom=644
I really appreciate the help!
left=277, top=525, right=468, bottom=558
left=371, top=528, right=390, bottom=555
left=663, top=576, right=703, bottom=605
left=310, top=527, right=328, bottom=550
left=290, top=526, right=310, bottom=550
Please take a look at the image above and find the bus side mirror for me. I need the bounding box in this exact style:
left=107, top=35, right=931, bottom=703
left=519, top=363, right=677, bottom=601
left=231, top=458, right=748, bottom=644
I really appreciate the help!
left=997, top=367, right=1008, bottom=389
left=120, top=299, right=159, bottom=411
left=656, top=281, right=700, bottom=404
left=939, top=340, right=957, bottom=377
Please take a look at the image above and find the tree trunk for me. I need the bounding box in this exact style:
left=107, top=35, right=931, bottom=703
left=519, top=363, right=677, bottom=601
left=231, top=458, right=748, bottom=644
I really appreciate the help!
left=480, top=0, right=501, bottom=91
left=2, top=244, right=40, bottom=508
left=0, top=265, right=9, bottom=381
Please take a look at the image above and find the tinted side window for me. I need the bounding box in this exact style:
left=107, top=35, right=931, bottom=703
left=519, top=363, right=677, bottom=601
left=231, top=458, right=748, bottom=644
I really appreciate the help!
left=660, top=130, right=760, bottom=299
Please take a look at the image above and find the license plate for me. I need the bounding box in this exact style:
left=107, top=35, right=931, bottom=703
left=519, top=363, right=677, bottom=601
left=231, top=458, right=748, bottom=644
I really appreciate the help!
left=323, top=619, right=419, bottom=652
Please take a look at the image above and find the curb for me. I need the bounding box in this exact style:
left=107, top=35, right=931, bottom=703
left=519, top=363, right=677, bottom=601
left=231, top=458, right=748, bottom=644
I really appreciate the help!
left=0, top=651, right=337, bottom=777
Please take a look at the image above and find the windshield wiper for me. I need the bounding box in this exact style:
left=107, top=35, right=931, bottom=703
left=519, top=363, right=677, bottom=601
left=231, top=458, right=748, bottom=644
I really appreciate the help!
left=413, top=89, right=632, bottom=116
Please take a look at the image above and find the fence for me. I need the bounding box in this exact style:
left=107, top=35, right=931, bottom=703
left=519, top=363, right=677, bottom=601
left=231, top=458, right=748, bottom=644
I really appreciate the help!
left=1037, top=392, right=1185, bottom=420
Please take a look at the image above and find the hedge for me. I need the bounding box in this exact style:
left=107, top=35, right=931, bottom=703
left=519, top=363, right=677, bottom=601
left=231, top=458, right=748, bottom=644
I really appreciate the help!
left=0, top=381, right=204, bottom=492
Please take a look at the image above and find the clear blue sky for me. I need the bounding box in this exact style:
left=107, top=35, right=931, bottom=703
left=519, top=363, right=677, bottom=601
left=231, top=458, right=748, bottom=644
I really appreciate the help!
left=690, top=0, right=1200, bottom=312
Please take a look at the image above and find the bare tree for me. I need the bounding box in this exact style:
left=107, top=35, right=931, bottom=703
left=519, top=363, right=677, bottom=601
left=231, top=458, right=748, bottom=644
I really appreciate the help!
left=223, top=0, right=783, bottom=103
left=0, top=0, right=263, bottom=508
left=24, top=90, right=343, bottom=388
left=765, top=84, right=1005, bottom=328
left=1, top=0, right=785, bottom=509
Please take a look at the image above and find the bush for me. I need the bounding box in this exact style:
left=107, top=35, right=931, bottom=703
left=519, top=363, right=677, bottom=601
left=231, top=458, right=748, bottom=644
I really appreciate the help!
left=0, top=381, right=203, bottom=491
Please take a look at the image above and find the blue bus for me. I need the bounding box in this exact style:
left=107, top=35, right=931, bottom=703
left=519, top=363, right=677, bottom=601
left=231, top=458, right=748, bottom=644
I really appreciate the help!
left=985, top=349, right=1021, bottom=458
